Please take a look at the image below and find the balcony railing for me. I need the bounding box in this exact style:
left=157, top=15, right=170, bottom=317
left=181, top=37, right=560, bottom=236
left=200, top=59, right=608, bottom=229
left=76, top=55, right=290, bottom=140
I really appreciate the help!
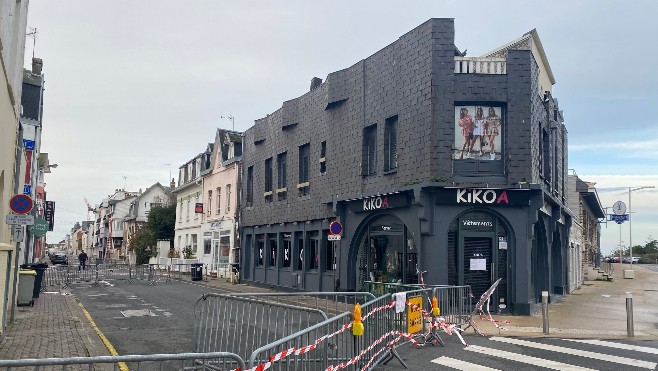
left=454, top=57, right=506, bottom=75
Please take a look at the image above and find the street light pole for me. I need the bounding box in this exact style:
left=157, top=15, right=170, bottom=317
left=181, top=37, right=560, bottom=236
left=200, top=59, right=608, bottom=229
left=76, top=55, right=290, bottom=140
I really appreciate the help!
left=628, top=186, right=655, bottom=267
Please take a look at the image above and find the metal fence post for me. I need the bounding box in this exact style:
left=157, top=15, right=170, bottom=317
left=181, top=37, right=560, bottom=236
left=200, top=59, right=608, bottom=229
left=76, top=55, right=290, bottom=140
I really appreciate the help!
left=626, top=292, right=634, bottom=337
left=542, top=291, right=549, bottom=334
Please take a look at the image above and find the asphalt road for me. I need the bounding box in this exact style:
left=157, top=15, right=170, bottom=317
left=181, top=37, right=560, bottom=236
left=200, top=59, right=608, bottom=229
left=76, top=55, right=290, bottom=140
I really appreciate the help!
left=71, top=278, right=227, bottom=355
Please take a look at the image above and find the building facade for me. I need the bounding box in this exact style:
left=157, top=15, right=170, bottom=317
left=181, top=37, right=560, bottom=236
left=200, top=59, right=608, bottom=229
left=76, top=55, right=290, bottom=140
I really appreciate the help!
left=199, top=129, right=242, bottom=277
left=240, top=19, right=572, bottom=315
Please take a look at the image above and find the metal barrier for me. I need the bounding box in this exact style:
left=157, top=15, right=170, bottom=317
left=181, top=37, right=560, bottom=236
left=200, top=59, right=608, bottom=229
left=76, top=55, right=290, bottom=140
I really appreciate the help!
left=245, top=289, right=435, bottom=370
left=431, top=285, right=472, bottom=327
left=195, top=293, right=331, bottom=362
left=224, top=292, right=376, bottom=316
left=0, top=351, right=245, bottom=370
left=41, top=263, right=169, bottom=290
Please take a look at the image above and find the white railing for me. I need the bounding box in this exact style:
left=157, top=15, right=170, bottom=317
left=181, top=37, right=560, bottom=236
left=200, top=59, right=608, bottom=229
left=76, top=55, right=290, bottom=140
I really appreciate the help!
left=454, top=57, right=506, bottom=74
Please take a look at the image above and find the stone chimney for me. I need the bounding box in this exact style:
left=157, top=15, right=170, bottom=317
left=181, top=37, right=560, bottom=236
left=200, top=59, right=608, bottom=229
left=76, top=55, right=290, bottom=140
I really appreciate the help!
left=32, top=57, right=43, bottom=75
left=170, top=178, right=176, bottom=190
left=310, top=77, right=322, bottom=91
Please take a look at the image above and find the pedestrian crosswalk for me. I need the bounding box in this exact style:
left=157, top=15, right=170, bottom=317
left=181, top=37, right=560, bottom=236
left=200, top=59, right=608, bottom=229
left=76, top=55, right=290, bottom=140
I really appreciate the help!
left=429, top=336, right=658, bottom=371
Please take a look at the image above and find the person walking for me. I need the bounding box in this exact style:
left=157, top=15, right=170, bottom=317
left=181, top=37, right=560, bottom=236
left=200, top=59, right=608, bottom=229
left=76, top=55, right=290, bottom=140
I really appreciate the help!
left=78, top=250, right=88, bottom=271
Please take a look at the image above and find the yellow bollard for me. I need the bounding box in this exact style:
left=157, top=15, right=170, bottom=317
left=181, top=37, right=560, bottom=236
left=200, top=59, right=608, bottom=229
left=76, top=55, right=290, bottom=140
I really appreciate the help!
left=352, top=303, right=364, bottom=336
left=432, top=296, right=440, bottom=316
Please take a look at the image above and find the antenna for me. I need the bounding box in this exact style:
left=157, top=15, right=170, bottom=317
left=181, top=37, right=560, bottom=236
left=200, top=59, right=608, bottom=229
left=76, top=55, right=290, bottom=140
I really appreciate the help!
left=164, top=163, right=172, bottom=182
left=220, top=115, right=235, bottom=131
left=122, top=176, right=127, bottom=190
left=27, top=27, right=38, bottom=59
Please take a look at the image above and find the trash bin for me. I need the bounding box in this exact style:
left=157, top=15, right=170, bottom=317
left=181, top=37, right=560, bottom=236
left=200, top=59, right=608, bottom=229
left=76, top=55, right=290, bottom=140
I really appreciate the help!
left=18, top=270, right=36, bottom=306
left=190, top=263, right=203, bottom=281
left=20, top=262, right=48, bottom=299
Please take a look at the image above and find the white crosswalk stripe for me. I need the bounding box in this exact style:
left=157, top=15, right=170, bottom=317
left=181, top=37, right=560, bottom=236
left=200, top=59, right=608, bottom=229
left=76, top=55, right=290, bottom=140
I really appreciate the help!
left=490, top=337, right=657, bottom=370
left=431, top=356, right=500, bottom=370
left=564, top=339, right=658, bottom=355
left=465, top=345, right=597, bottom=370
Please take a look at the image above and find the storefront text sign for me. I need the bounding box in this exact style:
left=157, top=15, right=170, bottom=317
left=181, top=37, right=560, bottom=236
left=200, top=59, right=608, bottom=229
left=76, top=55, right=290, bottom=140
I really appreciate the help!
left=457, top=189, right=508, bottom=204
left=353, top=192, right=410, bottom=213
left=435, top=188, right=531, bottom=206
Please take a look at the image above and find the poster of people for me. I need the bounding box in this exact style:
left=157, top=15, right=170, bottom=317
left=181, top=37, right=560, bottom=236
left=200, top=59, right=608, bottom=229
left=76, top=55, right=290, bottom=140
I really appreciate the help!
left=453, top=106, right=502, bottom=160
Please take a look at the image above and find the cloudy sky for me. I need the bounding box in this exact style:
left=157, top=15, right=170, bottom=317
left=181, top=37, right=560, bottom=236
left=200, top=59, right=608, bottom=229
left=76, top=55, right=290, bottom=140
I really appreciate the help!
left=29, top=1, right=657, bottom=255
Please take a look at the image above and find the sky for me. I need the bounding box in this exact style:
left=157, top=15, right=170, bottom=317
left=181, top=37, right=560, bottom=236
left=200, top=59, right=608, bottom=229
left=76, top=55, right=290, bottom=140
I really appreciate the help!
left=26, top=1, right=658, bottom=255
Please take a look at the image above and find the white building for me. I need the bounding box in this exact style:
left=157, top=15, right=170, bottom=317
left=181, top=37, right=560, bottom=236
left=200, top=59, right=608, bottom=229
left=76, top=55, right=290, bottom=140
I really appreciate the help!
left=123, top=183, right=171, bottom=263
left=174, top=148, right=212, bottom=261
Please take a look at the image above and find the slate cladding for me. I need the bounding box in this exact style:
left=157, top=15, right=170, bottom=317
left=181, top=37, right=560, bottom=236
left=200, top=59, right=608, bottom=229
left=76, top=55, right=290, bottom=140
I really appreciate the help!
left=240, top=18, right=567, bottom=227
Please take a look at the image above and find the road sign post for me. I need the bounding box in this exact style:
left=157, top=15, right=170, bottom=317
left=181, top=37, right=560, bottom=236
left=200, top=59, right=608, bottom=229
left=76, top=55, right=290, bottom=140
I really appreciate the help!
left=9, top=194, right=33, bottom=215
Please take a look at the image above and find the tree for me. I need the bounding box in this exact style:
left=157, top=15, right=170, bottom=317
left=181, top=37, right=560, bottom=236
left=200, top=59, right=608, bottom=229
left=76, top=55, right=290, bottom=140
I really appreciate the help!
left=148, top=204, right=176, bottom=240
left=132, top=228, right=157, bottom=265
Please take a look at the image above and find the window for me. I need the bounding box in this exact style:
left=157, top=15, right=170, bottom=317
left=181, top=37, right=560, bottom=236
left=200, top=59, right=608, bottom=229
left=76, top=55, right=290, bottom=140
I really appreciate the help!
left=298, top=143, right=310, bottom=196
left=362, top=125, right=377, bottom=176
left=186, top=199, right=190, bottom=220
left=257, top=234, right=264, bottom=266
left=226, top=184, right=231, bottom=212
left=178, top=201, right=183, bottom=221
left=203, top=232, right=212, bottom=255
left=326, top=238, right=336, bottom=271
left=542, top=129, right=551, bottom=182
left=296, top=235, right=304, bottom=270
left=320, top=141, right=327, bottom=174
left=246, top=166, right=253, bottom=206
left=191, top=234, right=198, bottom=254
left=216, top=187, right=221, bottom=214
left=265, top=157, right=273, bottom=203
left=309, top=237, right=319, bottom=270
left=269, top=238, right=277, bottom=266
left=384, top=116, right=397, bottom=172
left=277, top=152, right=287, bottom=201
left=282, top=238, right=292, bottom=268
left=207, top=190, right=212, bottom=217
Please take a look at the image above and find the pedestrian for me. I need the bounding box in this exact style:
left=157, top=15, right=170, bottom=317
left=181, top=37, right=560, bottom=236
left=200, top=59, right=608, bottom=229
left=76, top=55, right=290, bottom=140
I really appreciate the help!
left=78, top=250, right=88, bottom=271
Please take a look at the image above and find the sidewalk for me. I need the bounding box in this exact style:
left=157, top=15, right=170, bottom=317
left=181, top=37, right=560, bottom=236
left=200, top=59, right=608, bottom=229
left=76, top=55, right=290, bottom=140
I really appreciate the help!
left=1, top=263, right=656, bottom=361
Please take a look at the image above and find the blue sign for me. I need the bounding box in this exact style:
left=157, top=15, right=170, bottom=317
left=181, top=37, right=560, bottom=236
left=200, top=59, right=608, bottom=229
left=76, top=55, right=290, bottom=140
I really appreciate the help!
left=23, top=185, right=31, bottom=195
left=23, top=139, right=35, bottom=150
left=609, top=214, right=629, bottom=224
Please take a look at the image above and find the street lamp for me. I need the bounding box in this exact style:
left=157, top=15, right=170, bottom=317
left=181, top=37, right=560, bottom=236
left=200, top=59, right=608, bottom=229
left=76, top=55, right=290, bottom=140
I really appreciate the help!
left=628, top=186, right=655, bottom=267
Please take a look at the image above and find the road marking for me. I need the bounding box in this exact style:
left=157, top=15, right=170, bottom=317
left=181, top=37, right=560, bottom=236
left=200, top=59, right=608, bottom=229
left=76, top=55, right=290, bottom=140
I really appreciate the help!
left=78, top=300, right=129, bottom=371
left=464, top=345, right=595, bottom=371
left=431, top=356, right=500, bottom=370
left=490, top=337, right=657, bottom=370
left=564, top=339, right=658, bottom=355
left=465, top=345, right=595, bottom=370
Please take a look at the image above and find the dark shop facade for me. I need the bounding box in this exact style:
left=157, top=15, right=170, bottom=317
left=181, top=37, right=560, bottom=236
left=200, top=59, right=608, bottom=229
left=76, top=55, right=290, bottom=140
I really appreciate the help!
left=240, top=18, right=572, bottom=315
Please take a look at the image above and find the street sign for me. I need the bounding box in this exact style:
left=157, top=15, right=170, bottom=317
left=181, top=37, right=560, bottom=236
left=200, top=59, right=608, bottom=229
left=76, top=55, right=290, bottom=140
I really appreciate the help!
left=609, top=214, right=629, bottom=224
left=328, top=234, right=341, bottom=241
left=9, top=194, right=33, bottom=214
left=28, top=217, right=49, bottom=236
left=195, top=203, right=203, bottom=214
left=612, top=201, right=626, bottom=215
left=12, top=225, right=24, bottom=242
left=329, top=221, right=343, bottom=235
left=6, top=213, right=35, bottom=225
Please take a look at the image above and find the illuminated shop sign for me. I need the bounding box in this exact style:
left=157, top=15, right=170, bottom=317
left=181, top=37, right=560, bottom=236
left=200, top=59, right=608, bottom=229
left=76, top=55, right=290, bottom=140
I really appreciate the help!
left=353, top=192, right=410, bottom=213
left=435, top=188, right=530, bottom=206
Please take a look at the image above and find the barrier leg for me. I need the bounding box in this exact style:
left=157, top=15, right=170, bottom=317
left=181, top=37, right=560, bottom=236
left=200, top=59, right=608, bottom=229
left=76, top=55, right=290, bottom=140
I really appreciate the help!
left=63, top=266, right=70, bottom=289
left=381, top=346, right=408, bottom=369
left=93, top=267, right=100, bottom=286
left=425, top=316, right=445, bottom=347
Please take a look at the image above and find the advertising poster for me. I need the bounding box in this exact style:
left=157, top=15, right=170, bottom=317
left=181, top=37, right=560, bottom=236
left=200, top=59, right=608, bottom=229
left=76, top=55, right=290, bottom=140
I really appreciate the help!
left=454, top=106, right=502, bottom=160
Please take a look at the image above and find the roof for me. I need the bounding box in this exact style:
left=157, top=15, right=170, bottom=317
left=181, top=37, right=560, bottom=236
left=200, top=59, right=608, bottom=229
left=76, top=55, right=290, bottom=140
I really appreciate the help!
left=575, top=178, right=605, bottom=219
left=481, top=29, right=555, bottom=85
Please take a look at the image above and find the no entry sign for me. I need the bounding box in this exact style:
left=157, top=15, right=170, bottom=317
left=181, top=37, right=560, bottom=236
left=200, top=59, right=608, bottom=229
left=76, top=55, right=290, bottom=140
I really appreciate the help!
left=9, top=194, right=33, bottom=214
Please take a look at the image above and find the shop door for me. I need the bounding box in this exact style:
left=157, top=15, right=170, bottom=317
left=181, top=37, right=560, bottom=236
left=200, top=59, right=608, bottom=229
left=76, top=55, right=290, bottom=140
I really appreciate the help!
left=463, top=236, right=497, bottom=310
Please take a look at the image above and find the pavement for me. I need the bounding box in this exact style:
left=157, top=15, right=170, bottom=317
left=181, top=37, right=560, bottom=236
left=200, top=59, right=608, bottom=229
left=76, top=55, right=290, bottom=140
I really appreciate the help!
left=1, top=263, right=656, bottom=362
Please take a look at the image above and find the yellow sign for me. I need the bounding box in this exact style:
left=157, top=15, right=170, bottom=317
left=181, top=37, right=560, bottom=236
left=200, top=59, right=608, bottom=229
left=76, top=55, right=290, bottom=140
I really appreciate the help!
left=407, top=296, right=423, bottom=334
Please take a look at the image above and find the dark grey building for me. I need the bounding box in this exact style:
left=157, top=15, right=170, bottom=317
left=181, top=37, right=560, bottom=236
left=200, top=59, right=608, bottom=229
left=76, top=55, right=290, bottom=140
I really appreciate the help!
left=240, top=19, right=571, bottom=315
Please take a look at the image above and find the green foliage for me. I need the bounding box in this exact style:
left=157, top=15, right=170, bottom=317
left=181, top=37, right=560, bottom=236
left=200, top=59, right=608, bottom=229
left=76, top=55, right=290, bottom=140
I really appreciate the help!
left=402, top=179, right=421, bottom=186
left=429, top=176, right=449, bottom=183
left=183, top=246, right=194, bottom=259
left=148, top=204, right=177, bottom=240
left=133, top=228, right=157, bottom=265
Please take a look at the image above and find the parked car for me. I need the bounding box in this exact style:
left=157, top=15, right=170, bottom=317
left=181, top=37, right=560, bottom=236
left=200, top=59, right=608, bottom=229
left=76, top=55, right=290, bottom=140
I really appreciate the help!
left=50, top=252, right=68, bottom=265
left=606, top=256, right=621, bottom=263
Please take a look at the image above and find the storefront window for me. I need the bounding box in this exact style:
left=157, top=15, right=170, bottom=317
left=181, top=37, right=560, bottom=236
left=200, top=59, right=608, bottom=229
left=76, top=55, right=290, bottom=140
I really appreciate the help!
left=257, top=234, right=264, bottom=266
left=282, top=239, right=292, bottom=268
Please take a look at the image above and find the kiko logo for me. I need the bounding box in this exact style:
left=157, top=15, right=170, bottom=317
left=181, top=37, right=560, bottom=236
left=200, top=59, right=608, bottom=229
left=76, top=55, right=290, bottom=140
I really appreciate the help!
left=363, top=196, right=389, bottom=211
left=457, top=189, right=509, bottom=204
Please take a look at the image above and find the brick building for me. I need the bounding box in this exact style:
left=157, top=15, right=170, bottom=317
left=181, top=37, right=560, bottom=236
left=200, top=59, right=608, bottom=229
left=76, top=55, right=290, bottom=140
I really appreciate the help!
left=239, top=19, right=571, bottom=315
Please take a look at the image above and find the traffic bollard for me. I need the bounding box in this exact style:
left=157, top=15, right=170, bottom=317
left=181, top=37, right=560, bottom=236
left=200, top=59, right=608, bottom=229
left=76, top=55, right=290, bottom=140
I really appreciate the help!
left=542, top=291, right=549, bottom=334
left=626, top=292, right=634, bottom=337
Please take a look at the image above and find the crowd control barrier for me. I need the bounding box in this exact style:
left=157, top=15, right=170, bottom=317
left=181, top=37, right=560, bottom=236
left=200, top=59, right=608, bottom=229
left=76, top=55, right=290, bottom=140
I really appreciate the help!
left=194, top=293, right=331, bottom=362
left=41, top=263, right=173, bottom=290
left=0, top=351, right=245, bottom=370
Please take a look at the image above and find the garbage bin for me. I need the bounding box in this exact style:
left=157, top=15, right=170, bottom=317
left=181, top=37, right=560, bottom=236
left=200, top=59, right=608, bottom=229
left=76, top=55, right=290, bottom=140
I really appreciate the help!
left=20, top=262, right=48, bottom=299
left=190, top=263, right=203, bottom=281
left=18, top=270, right=36, bottom=306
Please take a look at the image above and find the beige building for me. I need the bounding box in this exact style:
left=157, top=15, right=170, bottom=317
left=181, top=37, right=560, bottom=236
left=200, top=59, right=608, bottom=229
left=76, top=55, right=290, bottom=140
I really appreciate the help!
left=0, top=0, right=31, bottom=339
